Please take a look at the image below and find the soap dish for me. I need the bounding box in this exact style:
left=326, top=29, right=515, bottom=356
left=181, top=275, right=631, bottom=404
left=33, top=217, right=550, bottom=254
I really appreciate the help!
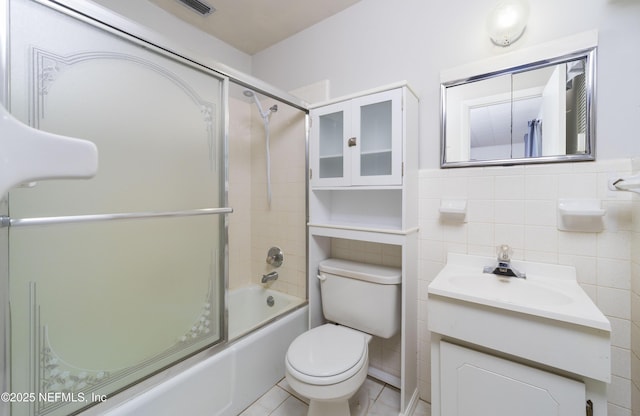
left=557, top=199, right=605, bottom=232
left=439, top=199, right=467, bottom=222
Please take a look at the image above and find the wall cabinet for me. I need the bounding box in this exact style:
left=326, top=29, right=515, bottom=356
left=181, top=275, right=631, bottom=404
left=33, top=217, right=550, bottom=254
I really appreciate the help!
left=310, top=88, right=403, bottom=187
left=308, top=82, right=420, bottom=415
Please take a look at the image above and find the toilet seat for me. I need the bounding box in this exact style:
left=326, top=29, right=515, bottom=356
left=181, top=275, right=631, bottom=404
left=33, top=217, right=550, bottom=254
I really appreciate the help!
left=286, top=324, right=368, bottom=386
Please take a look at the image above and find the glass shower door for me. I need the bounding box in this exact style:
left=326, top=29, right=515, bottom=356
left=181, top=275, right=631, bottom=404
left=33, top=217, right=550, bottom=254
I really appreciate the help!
left=4, top=1, right=228, bottom=415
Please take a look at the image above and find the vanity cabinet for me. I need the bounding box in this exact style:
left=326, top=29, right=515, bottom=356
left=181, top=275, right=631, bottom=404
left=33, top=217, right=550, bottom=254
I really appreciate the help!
left=440, top=341, right=586, bottom=416
left=428, top=253, right=611, bottom=416
left=307, top=82, right=420, bottom=415
left=310, top=88, right=402, bottom=187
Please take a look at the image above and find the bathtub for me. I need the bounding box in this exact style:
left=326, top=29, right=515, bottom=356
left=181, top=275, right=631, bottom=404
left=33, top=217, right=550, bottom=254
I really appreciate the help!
left=94, top=286, right=307, bottom=416
left=229, top=285, right=305, bottom=340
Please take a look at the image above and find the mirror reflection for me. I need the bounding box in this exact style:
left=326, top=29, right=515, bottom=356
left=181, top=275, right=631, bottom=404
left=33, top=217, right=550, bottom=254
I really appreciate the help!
left=441, top=48, right=595, bottom=167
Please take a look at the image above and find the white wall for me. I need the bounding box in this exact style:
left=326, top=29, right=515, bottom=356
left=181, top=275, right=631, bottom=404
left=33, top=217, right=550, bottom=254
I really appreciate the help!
left=252, top=0, right=640, bottom=169
left=253, top=0, right=640, bottom=413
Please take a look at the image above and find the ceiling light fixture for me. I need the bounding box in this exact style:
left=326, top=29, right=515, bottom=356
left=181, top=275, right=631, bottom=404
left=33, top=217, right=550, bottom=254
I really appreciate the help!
left=486, top=0, right=529, bottom=47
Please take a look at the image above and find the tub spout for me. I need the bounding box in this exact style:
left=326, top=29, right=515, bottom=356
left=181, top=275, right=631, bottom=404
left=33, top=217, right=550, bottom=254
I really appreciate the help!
left=261, top=271, right=278, bottom=284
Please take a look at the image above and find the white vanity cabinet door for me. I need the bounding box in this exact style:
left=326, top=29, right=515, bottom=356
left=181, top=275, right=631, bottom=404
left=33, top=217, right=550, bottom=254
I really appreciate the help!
left=440, top=341, right=586, bottom=416
left=310, top=88, right=402, bottom=187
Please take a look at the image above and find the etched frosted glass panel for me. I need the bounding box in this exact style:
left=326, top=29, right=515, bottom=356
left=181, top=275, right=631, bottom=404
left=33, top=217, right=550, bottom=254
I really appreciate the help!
left=318, top=111, right=344, bottom=179
left=7, top=1, right=225, bottom=415
left=9, top=216, right=223, bottom=415
left=9, top=2, right=222, bottom=218
left=360, top=100, right=392, bottom=176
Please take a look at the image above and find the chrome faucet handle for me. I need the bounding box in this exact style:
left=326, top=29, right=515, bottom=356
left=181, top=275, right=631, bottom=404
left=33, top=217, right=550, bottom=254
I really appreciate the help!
left=266, top=246, right=284, bottom=267
left=496, top=244, right=513, bottom=262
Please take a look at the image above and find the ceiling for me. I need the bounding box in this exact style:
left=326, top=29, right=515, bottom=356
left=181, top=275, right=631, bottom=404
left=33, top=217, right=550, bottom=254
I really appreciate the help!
left=148, top=0, right=362, bottom=55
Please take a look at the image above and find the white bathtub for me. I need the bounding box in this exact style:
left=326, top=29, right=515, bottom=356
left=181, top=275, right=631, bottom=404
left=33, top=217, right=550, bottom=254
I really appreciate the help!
left=94, top=287, right=307, bottom=416
left=229, top=285, right=305, bottom=340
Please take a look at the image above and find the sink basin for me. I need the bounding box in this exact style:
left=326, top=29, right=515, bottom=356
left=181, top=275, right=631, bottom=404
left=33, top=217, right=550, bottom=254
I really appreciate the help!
left=448, top=273, right=573, bottom=307
left=427, top=252, right=611, bottom=383
left=428, top=253, right=610, bottom=330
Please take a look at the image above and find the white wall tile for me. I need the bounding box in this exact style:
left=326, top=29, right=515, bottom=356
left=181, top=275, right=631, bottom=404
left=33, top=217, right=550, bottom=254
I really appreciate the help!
left=524, top=226, right=558, bottom=253
left=467, top=199, right=494, bottom=223
left=598, top=258, right=632, bottom=290
left=558, top=231, right=598, bottom=257
left=525, top=200, right=557, bottom=226
left=493, top=224, right=525, bottom=251
left=558, top=173, right=598, bottom=199
left=598, top=231, right=631, bottom=261
left=525, top=174, right=558, bottom=200
left=611, top=346, right=632, bottom=379
left=494, top=175, right=525, bottom=200
left=418, top=159, right=635, bottom=411
left=494, top=200, right=525, bottom=224
left=598, top=287, right=631, bottom=320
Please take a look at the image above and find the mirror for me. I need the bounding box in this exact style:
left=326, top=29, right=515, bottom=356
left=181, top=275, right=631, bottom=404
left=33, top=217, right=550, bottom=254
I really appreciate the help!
left=441, top=48, right=596, bottom=167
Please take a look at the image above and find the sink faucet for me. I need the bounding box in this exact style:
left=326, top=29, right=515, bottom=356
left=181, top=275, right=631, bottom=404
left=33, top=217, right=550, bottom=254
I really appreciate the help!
left=261, top=271, right=278, bottom=284
left=483, top=244, right=526, bottom=279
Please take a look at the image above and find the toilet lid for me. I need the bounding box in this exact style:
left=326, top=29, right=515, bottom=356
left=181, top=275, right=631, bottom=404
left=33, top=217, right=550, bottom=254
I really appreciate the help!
left=286, top=324, right=367, bottom=379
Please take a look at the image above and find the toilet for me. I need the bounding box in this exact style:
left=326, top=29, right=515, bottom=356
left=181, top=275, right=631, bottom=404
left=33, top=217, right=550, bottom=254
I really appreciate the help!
left=285, top=258, right=401, bottom=416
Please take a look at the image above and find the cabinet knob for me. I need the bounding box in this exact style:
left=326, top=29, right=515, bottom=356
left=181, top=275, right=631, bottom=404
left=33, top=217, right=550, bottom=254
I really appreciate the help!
left=347, top=137, right=357, bottom=147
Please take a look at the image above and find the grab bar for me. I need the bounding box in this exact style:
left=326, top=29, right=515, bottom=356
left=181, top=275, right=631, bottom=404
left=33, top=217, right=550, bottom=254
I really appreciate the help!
left=0, top=207, right=233, bottom=228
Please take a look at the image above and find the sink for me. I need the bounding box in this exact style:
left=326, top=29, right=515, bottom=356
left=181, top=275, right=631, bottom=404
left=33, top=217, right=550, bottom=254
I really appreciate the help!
left=447, top=273, right=573, bottom=307
left=428, top=252, right=611, bottom=383
left=428, top=253, right=610, bottom=330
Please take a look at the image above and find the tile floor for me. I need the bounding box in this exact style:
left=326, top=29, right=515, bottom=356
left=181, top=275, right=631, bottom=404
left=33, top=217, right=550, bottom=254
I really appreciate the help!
left=239, top=377, right=431, bottom=416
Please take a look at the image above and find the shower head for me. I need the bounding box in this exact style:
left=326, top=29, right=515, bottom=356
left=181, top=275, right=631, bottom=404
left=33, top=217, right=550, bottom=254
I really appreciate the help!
left=243, top=89, right=276, bottom=118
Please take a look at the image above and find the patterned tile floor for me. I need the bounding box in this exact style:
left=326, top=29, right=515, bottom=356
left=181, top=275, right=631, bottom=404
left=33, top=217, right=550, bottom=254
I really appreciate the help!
left=239, top=377, right=431, bottom=416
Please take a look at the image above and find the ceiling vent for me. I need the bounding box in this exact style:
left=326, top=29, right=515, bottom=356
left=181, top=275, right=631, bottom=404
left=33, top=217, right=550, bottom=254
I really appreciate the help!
left=177, top=0, right=215, bottom=16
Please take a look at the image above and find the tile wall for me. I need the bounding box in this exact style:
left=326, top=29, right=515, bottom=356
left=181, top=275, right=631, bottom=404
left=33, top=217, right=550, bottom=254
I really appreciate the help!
left=228, top=96, right=253, bottom=289
left=418, top=159, right=634, bottom=415
left=228, top=95, right=307, bottom=298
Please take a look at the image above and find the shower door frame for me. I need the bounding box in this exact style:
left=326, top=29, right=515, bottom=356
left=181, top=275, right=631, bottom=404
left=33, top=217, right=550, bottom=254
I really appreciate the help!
left=0, top=1, right=310, bottom=415
left=1, top=0, right=11, bottom=414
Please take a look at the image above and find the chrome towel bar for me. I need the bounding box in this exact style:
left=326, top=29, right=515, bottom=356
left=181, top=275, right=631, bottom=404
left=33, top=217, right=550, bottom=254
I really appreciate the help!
left=0, top=207, right=233, bottom=228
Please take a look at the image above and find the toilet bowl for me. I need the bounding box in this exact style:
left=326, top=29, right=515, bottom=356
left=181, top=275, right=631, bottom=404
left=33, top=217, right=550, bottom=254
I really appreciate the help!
left=285, top=324, right=372, bottom=416
left=285, top=258, right=402, bottom=416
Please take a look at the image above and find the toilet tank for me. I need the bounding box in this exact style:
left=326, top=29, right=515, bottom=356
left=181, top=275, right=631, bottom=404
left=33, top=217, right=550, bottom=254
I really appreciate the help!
left=318, top=258, right=401, bottom=339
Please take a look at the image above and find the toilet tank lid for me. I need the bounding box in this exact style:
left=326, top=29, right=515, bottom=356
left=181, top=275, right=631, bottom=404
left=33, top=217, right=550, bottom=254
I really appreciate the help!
left=319, top=258, right=401, bottom=284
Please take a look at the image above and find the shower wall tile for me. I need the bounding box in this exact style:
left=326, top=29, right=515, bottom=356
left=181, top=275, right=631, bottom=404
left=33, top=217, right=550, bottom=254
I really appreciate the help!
left=228, top=97, right=253, bottom=289
left=417, top=158, right=634, bottom=411
left=249, top=96, right=306, bottom=299
left=228, top=93, right=306, bottom=298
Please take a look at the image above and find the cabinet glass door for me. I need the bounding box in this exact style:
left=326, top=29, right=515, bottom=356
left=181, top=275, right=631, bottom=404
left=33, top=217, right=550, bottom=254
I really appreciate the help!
left=311, top=101, right=351, bottom=187
left=319, top=111, right=345, bottom=179
left=352, top=89, right=402, bottom=186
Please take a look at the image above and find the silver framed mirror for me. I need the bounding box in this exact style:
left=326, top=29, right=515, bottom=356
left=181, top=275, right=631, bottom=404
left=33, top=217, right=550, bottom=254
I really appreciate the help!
left=441, top=47, right=596, bottom=168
